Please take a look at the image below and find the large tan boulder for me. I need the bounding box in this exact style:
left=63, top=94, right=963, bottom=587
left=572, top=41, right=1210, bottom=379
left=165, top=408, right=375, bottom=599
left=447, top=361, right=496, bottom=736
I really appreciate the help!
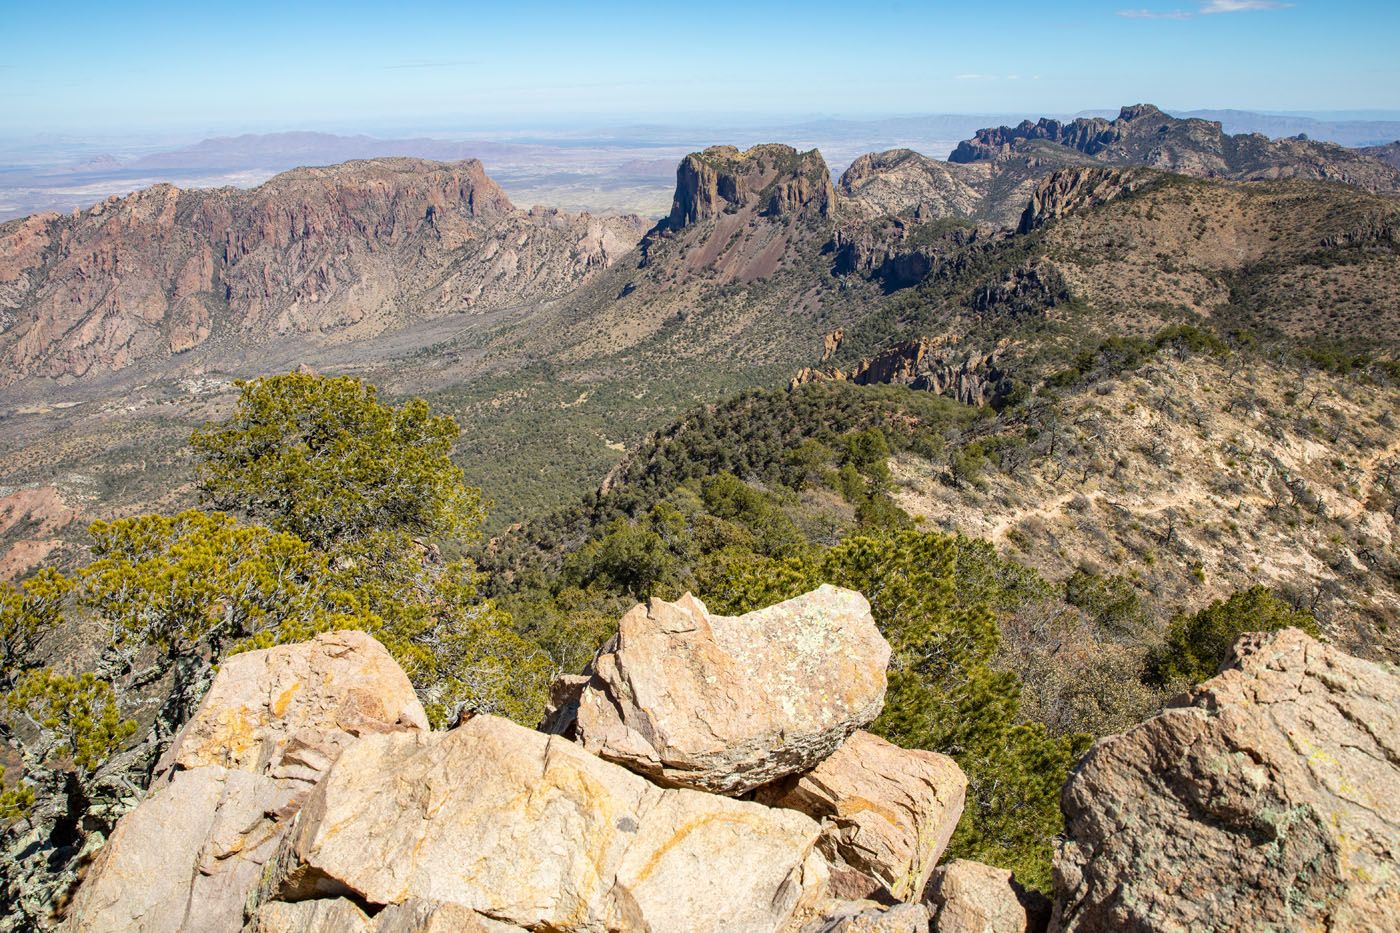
left=157, top=628, right=428, bottom=784
left=758, top=730, right=966, bottom=902
left=549, top=585, right=890, bottom=795
left=925, top=860, right=1048, bottom=933
left=64, top=766, right=299, bottom=932
left=64, top=631, right=427, bottom=933
left=1053, top=628, right=1400, bottom=931
left=259, top=714, right=827, bottom=933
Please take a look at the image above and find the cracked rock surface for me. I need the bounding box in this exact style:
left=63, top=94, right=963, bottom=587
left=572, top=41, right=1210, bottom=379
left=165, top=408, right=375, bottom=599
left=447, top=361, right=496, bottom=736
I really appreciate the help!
left=1052, top=627, right=1400, bottom=931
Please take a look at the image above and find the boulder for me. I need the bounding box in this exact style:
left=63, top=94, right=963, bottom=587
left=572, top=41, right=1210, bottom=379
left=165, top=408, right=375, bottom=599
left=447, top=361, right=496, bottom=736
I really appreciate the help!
left=804, top=901, right=931, bottom=932
left=1053, top=628, right=1400, bottom=931
left=64, top=766, right=300, bottom=932
left=925, top=860, right=1048, bottom=933
left=63, top=631, right=427, bottom=933
left=757, top=730, right=966, bottom=901
left=551, top=585, right=890, bottom=795
left=157, top=628, right=428, bottom=784
left=258, top=714, right=827, bottom=933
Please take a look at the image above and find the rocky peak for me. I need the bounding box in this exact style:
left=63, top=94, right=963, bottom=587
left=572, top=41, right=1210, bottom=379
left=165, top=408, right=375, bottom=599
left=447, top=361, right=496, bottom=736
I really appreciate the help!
left=948, top=103, right=1400, bottom=195
left=1018, top=166, right=1154, bottom=233
left=664, top=143, right=833, bottom=230
left=1116, top=102, right=1165, bottom=123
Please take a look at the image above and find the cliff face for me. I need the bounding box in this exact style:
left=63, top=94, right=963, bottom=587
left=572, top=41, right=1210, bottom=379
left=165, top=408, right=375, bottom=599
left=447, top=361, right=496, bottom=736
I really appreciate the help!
left=0, top=158, right=647, bottom=383
left=951, top=103, right=1400, bottom=195
left=664, top=144, right=833, bottom=231
left=637, top=144, right=836, bottom=288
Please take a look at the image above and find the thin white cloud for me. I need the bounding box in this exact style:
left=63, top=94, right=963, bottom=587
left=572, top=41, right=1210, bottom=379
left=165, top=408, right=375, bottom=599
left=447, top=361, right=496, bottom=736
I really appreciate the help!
left=1201, top=0, right=1294, bottom=10
left=1117, top=8, right=1193, bottom=17
left=1118, top=0, right=1292, bottom=17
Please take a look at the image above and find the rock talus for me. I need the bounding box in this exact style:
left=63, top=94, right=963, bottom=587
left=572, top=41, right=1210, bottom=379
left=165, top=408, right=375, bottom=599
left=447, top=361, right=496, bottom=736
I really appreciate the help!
left=1052, top=627, right=1400, bottom=931
left=259, top=714, right=827, bottom=933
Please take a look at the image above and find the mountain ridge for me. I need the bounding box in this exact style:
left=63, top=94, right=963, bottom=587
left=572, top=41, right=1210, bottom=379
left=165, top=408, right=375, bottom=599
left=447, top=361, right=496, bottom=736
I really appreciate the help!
left=949, top=103, right=1400, bottom=195
left=0, top=158, right=647, bottom=384
left=3, top=103, right=1400, bottom=574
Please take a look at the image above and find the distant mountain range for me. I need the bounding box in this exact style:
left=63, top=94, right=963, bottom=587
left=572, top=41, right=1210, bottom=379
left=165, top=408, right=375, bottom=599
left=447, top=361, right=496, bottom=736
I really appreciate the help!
left=3, top=102, right=1399, bottom=608
left=1174, top=109, right=1400, bottom=147
left=3, top=107, right=1399, bottom=224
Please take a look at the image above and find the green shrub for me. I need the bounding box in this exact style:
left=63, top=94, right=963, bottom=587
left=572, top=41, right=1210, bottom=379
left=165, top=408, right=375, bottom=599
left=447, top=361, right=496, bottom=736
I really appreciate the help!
left=1147, top=586, right=1319, bottom=686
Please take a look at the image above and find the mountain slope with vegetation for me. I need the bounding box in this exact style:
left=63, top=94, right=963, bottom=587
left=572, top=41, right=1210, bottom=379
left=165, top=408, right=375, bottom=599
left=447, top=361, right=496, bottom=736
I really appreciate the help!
left=4, top=100, right=1400, bottom=927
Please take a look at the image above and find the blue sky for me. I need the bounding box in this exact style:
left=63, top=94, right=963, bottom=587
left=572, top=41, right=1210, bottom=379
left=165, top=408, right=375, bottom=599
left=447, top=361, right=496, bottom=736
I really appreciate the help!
left=2, top=0, right=1397, bottom=133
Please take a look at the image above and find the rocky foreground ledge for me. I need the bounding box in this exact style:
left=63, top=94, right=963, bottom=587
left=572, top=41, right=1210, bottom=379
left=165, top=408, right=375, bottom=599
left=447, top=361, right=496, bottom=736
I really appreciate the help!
left=56, top=587, right=1400, bottom=932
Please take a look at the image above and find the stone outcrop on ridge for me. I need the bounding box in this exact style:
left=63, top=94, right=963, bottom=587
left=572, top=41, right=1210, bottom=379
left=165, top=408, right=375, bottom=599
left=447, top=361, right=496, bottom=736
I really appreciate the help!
left=60, top=595, right=1393, bottom=932
left=545, top=585, right=890, bottom=795
left=62, top=631, right=429, bottom=933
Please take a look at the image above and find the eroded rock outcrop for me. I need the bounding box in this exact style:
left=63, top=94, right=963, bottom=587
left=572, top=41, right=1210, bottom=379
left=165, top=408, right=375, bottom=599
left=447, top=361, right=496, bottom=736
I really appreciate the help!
left=545, top=585, right=889, bottom=795
left=62, top=631, right=428, bottom=933
left=257, top=714, right=828, bottom=933
left=1052, top=627, right=1400, bottom=931
left=758, top=730, right=967, bottom=902
left=665, top=144, right=833, bottom=230
left=830, top=217, right=994, bottom=291
left=791, top=337, right=1010, bottom=408
left=1017, top=167, right=1153, bottom=234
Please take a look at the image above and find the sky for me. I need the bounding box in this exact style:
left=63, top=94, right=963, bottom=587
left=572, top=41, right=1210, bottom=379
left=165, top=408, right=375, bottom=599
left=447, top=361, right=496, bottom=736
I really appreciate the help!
left=2, top=0, right=1398, bottom=135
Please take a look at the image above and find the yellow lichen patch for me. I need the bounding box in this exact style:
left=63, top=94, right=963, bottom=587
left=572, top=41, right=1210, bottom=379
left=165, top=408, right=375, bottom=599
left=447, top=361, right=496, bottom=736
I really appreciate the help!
left=832, top=794, right=902, bottom=828
left=630, top=812, right=776, bottom=885
left=194, top=707, right=258, bottom=768
left=271, top=681, right=302, bottom=718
